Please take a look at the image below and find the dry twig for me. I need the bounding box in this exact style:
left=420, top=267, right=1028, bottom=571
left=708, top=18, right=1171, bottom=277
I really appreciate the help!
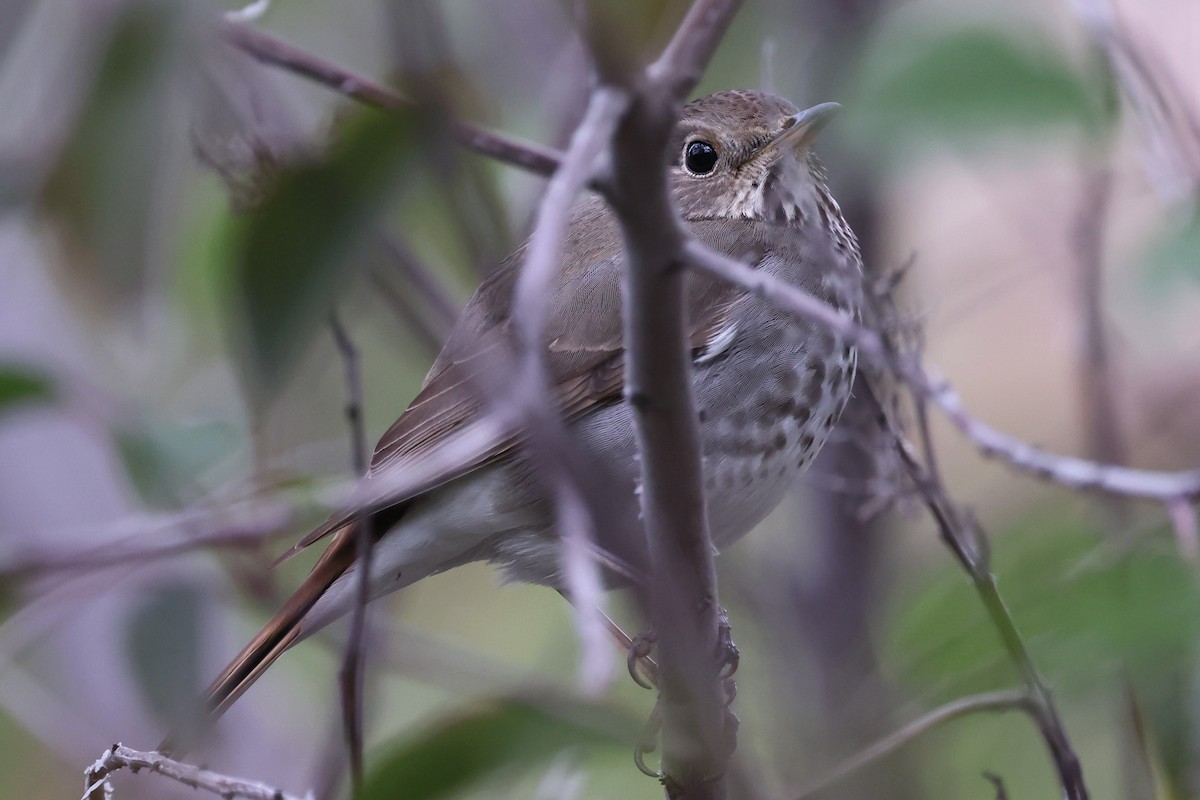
left=84, top=744, right=311, bottom=800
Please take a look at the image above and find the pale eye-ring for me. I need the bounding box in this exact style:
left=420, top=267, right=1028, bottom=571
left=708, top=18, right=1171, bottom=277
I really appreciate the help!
left=683, top=140, right=719, bottom=176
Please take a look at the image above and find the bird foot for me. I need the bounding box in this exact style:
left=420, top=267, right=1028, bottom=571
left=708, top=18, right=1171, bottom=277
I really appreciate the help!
left=627, top=628, right=659, bottom=690
left=716, top=607, right=740, bottom=681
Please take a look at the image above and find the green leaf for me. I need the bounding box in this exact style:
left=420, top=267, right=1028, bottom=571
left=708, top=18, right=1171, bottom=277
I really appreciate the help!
left=359, top=697, right=632, bottom=800
left=845, top=24, right=1103, bottom=161
left=125, top=585, right=203, bottom=737
left=886, top=520, right=1200, bottom=700
left=1141, top=203, right=1200, bottom=290
left=114, top=418, right=237, bottom=507
left=41, top=0, right=187, bottom=308
left=224, top=107, right=419, bottom=398
left=0, top=365, right=54, bottom=415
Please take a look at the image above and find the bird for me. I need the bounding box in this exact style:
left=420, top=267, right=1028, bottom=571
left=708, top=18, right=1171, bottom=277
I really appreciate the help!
left=199, top=88, right=862, bottom=725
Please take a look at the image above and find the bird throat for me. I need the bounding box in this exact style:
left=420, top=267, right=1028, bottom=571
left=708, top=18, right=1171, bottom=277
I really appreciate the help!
left=729, top=151, right=824, bottom=226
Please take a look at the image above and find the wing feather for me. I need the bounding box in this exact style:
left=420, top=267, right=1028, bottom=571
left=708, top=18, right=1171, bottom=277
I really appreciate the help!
left=281, top=197, right=751, bottom=559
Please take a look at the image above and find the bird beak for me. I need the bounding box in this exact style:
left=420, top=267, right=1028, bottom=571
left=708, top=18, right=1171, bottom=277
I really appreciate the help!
left=756, top=102, right=841, bottom=158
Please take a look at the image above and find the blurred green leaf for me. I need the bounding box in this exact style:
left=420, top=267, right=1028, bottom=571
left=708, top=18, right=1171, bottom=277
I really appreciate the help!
left=41, top=0, right=187, bottom=308
left=0, top=365, right=54, bottom=415
left=224, top=107, right=418, bottom=398
left=114, top=418, right=236, bottom=507
left=359, top=697, right=632, bottom=800
left=126, top=585, right=203, bottom=736
left=845, top=24, right=1103, bottom=162
left=887, top=521, right=1200, bottom=700
left=1141, top=203, right=1200, bottom=290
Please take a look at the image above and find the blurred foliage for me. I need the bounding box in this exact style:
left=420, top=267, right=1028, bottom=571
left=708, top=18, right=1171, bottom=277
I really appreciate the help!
left=114, top=417, right=238, bottom=507
left=1143, top=202, right=1200, bottom=290
left=222, top=107, right=419, bottom=400
left=360, top=697, right=634, bottom=800
left=888, top=518, right=1200, bottom=699
left=125, top=585, right=204, bottom=740
left=0, top=364, right=54, bottom=416
left=844, top=22, right=1107, bottom=165
left=41, top=0, right=189, bottom=312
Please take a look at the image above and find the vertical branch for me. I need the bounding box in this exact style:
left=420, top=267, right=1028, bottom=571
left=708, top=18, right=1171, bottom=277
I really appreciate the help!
left=511, top=85, right=629, bottom=693
left=329, top=313, right=371, bottom=791
left=1072, top=143, right=1128, bottom=466
left=597, top=2, right=745, bottom=796
left=613, top=93, right=727, bottom=796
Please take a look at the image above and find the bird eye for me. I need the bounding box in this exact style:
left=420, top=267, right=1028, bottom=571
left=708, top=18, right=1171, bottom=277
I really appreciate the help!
left=684, top=140, right=719, bottom=176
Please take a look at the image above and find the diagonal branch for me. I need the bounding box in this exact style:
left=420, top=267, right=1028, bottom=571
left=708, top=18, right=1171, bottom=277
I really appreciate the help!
left=886, top=405, right=1089, bottom=800
left=84, top=744, right=311, bottom=800
left=681, top=240, right=1200, bottom=505
left=511, top=85, right=630, bottom=694
left=220, top=20, right=564, bottom=177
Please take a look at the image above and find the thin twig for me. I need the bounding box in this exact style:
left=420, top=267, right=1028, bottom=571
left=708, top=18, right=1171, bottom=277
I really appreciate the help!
left=221, top=21, right=564, bottom=178
left=984, top=772, right=1010, bottom=800
left=0, top=511, right=285, bottom=585
left=329, top=313, right=370, bottom=791
left=84, top=744, right=311, bottom=800
left=368, top=269, right=447, bottom=357
left=1072, top=0, right=1200, bottom=200
left=882, top=416, right=1090, bottom=799
left=329, top=314, right=367, bottom=475
left=377, top=233, right=459, bottom=333
left=793, top=690, right=1033, bottom=799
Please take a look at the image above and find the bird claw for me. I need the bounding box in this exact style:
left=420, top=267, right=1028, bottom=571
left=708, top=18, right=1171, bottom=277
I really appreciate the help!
left=633, top=701, right=663, bottom=778
left=627, top=628, right=659, bottom=690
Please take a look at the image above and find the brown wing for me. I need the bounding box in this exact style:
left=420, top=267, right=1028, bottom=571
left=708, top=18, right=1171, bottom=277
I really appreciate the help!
left=284, top=196, right=746, bottom=558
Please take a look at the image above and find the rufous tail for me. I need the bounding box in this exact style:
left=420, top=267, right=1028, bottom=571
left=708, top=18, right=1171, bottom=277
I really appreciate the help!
left=158, top=523, right=357, bottom=754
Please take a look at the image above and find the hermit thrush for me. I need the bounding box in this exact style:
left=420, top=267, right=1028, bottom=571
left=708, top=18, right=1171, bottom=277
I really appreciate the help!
left=202, top=89, right=862, bottom=719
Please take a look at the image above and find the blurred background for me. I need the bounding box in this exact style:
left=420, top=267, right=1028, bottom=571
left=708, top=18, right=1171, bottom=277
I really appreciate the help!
left=1, top=0, right=1198, bottom=797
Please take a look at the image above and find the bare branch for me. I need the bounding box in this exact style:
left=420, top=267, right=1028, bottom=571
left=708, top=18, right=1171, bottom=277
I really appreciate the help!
left=1072, top=0, right=1200, bottom=200
left=220, top=21, right=564, bottom=177
left=0, top=514, right=282, bottom=585
left=376, top=233, right=459, bottom=336
left=596, top=2, right=746, bottom=796
left=84, top=744, right=311, bottom=800
left=512, top=86, right=630, bottom=693
left=885, top=420, right=1090, bottom=799
left=682, top=239, right=1200, bottom=505
left=647, top=0, right=745, bottom=94
left=794, top=690, right=1033, bottom=799
left=328, top=315, right=371, bottom=791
